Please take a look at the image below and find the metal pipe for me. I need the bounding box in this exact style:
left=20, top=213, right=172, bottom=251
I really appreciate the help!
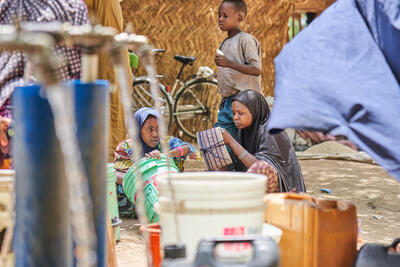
left=45, top=85, right=97, bottom=267
left=144, top=62, right=182, bottom=244
left=110, top=30, right=182, bottom=264
left=60, top=23, right=117, bottom=267
left=81, top=54, right=99, bottom=83
left=109, top=45, right=154, bottom=266
left=0, top=23, right=97, bottom=267
left=136, top=41, right=182, bottom=244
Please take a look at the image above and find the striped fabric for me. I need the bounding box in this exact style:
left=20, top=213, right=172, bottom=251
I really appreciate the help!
left=0, top=0, right=88, bottom=112
left=197, top=127, right=232, bottom=171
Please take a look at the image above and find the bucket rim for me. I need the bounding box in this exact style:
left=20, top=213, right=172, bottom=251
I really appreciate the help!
left=125, top=157, right=179, bottom=177
left=158, top=171, right=267, bottom=184
left=140, top=223, right=161, bottom=234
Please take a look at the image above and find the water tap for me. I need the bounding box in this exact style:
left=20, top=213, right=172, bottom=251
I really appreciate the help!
left=0, top=23, right=61, bottom=86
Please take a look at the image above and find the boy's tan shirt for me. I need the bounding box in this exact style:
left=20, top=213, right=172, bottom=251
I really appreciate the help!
left=217, top=32, right=262, bottom=97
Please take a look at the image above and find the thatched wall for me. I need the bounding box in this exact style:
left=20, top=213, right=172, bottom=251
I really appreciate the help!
left=295, top=0, right=335, bottom=14
left=121, top=0, right=293, bottom=97
left=120, top=0, right=334, bottom=139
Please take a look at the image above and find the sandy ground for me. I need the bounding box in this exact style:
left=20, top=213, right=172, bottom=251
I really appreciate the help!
left=115, top=159, right=400, bottom=267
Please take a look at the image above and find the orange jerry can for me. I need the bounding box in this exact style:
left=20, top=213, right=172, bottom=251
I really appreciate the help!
left=264, top=193, right=357, bottom=267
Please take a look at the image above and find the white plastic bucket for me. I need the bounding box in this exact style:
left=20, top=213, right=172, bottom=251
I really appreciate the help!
left=157, top=172, right=267, bottom=260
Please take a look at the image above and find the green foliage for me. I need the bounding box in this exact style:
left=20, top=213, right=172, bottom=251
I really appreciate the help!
left=288, top=14, right=308, bottom=40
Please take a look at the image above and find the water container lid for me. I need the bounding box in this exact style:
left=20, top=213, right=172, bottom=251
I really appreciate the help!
left=163, top=244, right=186, bottom=259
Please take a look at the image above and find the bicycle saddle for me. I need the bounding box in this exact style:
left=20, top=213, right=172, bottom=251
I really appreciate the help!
left=174, top=55, right=196, bottom=64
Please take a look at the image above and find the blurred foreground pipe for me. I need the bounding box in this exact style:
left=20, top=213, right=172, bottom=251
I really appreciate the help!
left=81, top=54, right=99, bottom=83
left=72, top=80, right=109, bottom=267
left=13, top=84, right=71, bottom=266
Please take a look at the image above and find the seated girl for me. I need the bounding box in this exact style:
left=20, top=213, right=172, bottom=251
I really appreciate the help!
left=113, top=107, right=201, bottom=218
left=220, top=90, right=306, bottom=193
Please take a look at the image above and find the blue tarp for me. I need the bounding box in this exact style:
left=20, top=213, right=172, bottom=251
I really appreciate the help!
left=267, top=0, right=400, bottom=181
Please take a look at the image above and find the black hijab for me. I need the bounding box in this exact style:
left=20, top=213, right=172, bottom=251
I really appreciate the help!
left=232, top=90, right=271, bottom=155
left=232, top=90, right=306, bottom=192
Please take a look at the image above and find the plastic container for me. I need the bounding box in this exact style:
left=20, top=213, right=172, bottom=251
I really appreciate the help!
left=106, top=163, right=120, bottom=241
left=129, top=52, right=139, bottom=69
left=355, top=239, right=400, bottom=267
left=140, top=224, right=162, bottom=267
left=264, top=193, right=358, bottom=267
left=194, top=237, right=279, bottom=267
left=123, top=156, right=179, bottom=222
left=158, top=172, right=267, bottom=261
left=13, top=84, right=73, bottom=266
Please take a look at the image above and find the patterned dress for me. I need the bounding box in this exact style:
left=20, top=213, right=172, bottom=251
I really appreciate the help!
left=0, top=0, right=88, bottom=169
left=247, top=160, right=279, bottom=193
left=113, top=136, right=201, bottom=218
left=0, top=0, right=88, bottom=115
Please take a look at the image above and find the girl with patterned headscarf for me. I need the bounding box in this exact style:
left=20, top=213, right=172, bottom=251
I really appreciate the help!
left=113, top=107, right=202, bottom=218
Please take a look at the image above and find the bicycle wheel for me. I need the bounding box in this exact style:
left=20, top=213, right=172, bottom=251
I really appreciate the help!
left=131, top=78, right=173, bottom=130
left=173, top=78, right=220, bottom=139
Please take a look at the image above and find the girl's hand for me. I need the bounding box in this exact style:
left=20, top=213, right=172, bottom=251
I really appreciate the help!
left=145, top=150, right=162, bottom=159
left=0, top=117, right=11, bottom=147
left=115, top=170, right=125, bottom=185
left=0, top=117, right=11, bottom=128
left=219, top=128, right=233, bottom=146
left=189, top=152, right=197, bottom=160
left=214, top=54, right=231, bottom=67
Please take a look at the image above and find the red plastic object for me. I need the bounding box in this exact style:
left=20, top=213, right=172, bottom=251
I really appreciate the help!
left=140, top=224, right=162, bottom=267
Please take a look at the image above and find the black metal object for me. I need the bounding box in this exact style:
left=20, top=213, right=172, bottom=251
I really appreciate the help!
left=354, top=238, right=400, bottom=267
left=164, top=244, right=187, bottom=260
left=163, top=237, right=280, bottom=267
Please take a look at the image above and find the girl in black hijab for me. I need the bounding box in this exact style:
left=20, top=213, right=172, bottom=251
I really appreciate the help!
left=220, top=90, right=306, bottom=192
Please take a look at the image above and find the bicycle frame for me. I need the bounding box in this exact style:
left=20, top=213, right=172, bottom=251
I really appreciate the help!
left=134, top=73, right=209, bottom=114
left=134, top=76, right=174, bottom=105
left=173, top=77, right=211, bottom=114
left=168, top=62, right=191, bottom=96
left=131, top=49, right=219, bottom=138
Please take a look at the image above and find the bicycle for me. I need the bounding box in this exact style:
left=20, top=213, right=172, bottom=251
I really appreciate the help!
left=130, top=49, right=220, bottom=139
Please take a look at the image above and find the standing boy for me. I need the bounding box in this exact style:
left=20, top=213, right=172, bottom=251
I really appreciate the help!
left=214, top=0, right=262, bottom=140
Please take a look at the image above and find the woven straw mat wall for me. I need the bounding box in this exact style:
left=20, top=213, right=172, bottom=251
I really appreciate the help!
left=122, top=0, right=293, bottom=95
left=121, top=0, right=292, bottom=138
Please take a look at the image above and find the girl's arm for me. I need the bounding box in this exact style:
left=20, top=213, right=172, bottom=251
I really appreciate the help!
left=145, top=144, right=190, bottom=159
left=220, top=128, right=257, bottom=168
left=168, top=144, right=190, bottom=158
left=115, top=170, right=125, bottom=184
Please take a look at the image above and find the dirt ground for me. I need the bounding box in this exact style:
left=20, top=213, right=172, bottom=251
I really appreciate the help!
left=115, top=159, right=400, bottom=267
